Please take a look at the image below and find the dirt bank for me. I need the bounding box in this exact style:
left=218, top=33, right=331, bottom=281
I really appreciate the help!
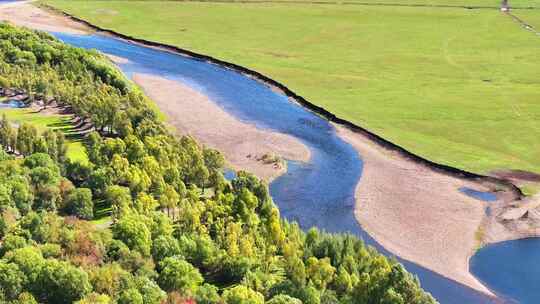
left=336, top=125, right=495, bottom=296
left=0, top=2, right=89, bottom=34
left=133, top=73, right=309, bottom=181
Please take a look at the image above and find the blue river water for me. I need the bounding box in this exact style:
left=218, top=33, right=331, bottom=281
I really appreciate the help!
left=50, top=31, right=498, bottom=304
left=471, top=239, right=540, bottom=304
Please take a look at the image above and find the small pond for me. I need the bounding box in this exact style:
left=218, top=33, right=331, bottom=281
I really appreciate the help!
left=459, top=187, right=498, bottom=202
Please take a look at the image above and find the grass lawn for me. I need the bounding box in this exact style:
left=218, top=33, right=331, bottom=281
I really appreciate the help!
left=0, top=107, right=88, bottom=162
left=42, top=1, right=540, bottom=176
left=513, top=9, right=540, bottom=28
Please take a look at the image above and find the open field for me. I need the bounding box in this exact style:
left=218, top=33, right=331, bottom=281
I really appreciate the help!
left=514, top=9, right=540, bottom=28
left=0, top=107, right=87, bottom=162
left=43, top=1, right=540, bottom=178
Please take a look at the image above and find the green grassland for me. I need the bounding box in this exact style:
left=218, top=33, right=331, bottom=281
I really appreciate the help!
left=43, top=1, right=540, bottom=175
left=0, top=108, right=87, bottom=162
left=514, top=9, right=540, bottom=28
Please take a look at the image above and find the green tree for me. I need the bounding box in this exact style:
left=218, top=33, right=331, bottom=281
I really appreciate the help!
left=0, top=114, right=15, bottom=152
left=222, top=285, right=264, bottom=304
left=16, top=123, right=37, bottom=156
left=75, top=293, right=112, bottom=304
left=0, top=261, right=26, bottom=300
left=11, top=180, right=33, bottom=214
left=203, top=148, right=224, bottom=172
left=0, top=235, right=28, bottom=256
left=158, top=256, right=203, bottom=293
left=35, top=259, right=92, bottom=304
left=3, top=247, right=44, bottom=284
left=267, top=294, right=303, bottom=304
left=134, top=276, right=166, bottom=304
left=63, top=188, right=93, bottom=220
left=152, top=235, right=181, bottom=263
left=13, top=292, right=38, bottom=304
left=105, top=185, right=132, bottom=220
left=195, top=283, right=221, bottom=304
left=306, top=257, right=336, bottom=290
left=112, top=215, right=152, bottom=256
left=117, top=288, right=143, bottom=304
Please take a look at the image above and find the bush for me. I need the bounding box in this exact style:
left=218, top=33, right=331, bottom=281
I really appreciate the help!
left=63, top=188, right=94, bottom=220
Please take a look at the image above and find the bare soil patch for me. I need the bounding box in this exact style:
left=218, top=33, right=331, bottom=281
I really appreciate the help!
left=133, top=73, right=310, bottom=181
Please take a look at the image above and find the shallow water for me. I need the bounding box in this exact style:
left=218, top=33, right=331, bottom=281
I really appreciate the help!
left=0, top=100, right=24, bottom=108
left=471, top=239, right=540, bottom=304
left=459, top=187, right=498, bottom=202
left=45, top=31, right=497, bottom=303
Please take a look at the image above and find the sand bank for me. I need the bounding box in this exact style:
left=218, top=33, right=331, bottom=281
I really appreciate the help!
left=0, top=2, right=89, bottom=35
left=104, top=54, right=130, bottom=65
left=337, top=125, right=494, bottom=296
left=133, top=74, right=310, bottom=181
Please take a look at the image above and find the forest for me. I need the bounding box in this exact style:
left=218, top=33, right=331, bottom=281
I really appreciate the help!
left=0, top=23, right=436, bottom=304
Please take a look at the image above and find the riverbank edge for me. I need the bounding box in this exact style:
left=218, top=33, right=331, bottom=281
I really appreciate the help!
left=39, top=3, right=523, bottom=198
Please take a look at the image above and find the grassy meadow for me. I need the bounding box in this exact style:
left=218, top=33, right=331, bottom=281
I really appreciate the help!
left=43, top=0, right=540, bottom=176
left=514, top=9, right=540, bottom=28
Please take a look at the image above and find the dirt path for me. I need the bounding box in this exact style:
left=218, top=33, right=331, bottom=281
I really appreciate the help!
left=133, top=74, right=310, bottom=181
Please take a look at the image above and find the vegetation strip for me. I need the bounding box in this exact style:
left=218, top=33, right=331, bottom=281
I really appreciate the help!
left=42, top=3, right=524, bottom=199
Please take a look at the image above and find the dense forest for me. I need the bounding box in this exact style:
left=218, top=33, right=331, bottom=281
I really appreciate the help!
left=0, top=23, right=437, bottom=304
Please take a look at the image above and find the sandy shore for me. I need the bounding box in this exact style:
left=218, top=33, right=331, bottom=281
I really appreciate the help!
left=0, top=2, right=89, bottom=34
left=133, top=74, right=310, bottom=181
left=337, top=125, right=494, bottom=295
